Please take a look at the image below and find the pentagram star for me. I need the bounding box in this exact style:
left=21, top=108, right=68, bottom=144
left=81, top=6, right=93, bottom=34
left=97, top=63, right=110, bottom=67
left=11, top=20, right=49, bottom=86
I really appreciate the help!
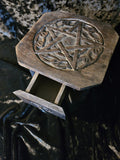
left=35, top=21, right=103, bottom=70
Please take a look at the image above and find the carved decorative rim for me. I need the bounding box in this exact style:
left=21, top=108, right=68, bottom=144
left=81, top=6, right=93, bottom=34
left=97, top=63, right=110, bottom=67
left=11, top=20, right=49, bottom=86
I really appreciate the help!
left=33, top=18, right=104, bottom=71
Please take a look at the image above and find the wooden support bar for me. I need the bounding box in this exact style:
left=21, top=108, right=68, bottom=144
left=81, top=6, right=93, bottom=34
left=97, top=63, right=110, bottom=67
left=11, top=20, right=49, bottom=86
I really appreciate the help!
left=26, top=72, right=39, bottom=93
left=54, top=84, right=66, bottom=105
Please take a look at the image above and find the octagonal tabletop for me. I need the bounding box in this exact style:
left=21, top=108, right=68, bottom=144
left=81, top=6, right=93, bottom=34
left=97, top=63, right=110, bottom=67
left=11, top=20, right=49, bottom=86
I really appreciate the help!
left=16, top=11, right=118, bottom=90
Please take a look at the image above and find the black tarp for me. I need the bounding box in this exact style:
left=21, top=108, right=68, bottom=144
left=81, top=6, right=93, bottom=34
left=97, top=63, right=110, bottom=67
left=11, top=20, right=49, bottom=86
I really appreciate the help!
left=0, top=1, right=120, bottom=160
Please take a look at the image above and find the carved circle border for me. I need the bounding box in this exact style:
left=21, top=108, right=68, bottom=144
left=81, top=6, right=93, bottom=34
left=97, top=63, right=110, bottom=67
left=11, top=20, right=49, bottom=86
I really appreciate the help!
left=33, top=18, right=104, bottom=71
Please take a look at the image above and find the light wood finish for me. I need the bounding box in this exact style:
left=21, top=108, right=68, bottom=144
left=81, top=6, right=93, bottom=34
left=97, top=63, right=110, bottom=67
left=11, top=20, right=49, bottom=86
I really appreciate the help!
left=54, top=84, right=66, bottom=105
left=14, top=90, right=65, bottom=120
left=26, top=72, right=39, bottom=92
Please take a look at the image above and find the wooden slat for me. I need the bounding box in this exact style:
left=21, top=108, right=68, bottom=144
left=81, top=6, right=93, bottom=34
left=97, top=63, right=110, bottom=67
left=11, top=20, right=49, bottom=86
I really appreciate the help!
left=54, top=84, right=66, bottom=105
left=13, top=90, right=65, bottom=120
left=26, top=72, right=39, bottom=93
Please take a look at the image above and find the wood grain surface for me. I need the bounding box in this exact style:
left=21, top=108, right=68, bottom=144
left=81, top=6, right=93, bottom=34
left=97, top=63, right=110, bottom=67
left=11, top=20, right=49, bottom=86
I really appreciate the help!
left=14, top=90, right=65, bottom=119
left=16, top=11, right=119, bottom=90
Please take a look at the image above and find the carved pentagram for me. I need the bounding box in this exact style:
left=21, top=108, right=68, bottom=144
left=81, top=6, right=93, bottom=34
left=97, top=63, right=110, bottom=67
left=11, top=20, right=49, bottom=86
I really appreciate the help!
left=33, top=19, right=104, bottom=71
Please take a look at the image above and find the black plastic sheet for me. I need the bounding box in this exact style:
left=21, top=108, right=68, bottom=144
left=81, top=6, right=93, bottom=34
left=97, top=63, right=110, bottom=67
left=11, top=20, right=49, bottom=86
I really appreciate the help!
left=0, top=1, right=120, bottom=160
left=1, top=37, right=120, bottom=159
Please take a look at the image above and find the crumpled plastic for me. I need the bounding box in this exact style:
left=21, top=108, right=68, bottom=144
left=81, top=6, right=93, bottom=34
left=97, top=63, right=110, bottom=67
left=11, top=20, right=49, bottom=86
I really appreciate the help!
left=1, top=36, right=120, bottom=159
left=0, top=1, right=120, bottom=159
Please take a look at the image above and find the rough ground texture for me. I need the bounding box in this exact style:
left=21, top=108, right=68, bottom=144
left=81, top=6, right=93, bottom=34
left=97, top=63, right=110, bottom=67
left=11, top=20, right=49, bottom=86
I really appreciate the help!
left=0, top=0, right=120, bottom=160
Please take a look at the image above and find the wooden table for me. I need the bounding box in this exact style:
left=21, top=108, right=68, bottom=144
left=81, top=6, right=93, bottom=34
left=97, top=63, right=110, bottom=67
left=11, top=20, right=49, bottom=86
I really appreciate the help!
left=14, top=11, right=118, bottom=120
